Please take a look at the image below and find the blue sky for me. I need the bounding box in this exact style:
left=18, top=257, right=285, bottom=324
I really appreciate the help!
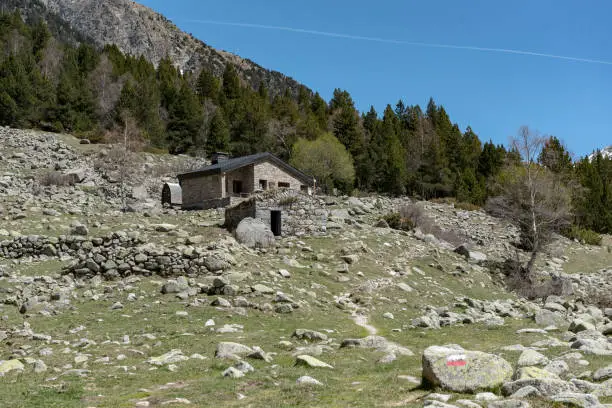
left=139, top=0, right=611, bottom=157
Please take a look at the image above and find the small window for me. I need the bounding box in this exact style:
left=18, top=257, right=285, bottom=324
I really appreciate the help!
left=278, top=182, right=290, bottom=188
left=232, top=180, right=243, bottom=194
left=259, top=179, right=268, bottom=190
left=300, top=185, right=308, bottom=192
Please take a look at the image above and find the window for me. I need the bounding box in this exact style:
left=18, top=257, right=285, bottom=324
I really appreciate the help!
left=300, top=185, right=309, bottom=192
left=259, top=179, right=268, bottom=190
left=278, top=182, right=290, bottom=188
left=232, top=180, right=243, bottom=194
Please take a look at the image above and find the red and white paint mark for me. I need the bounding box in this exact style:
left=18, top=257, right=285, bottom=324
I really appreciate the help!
left=446, top=354, right=467, bottom=367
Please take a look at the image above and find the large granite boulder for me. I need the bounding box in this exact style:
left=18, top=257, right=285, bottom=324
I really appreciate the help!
left=234, top=218, right=275, bottom=248
left=422, top=345, right=513, bottom=393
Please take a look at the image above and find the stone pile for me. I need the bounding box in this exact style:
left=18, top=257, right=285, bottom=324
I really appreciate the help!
left=0, top=231, right=143, bottom=260
left=63, top=245, right=237, bottom=280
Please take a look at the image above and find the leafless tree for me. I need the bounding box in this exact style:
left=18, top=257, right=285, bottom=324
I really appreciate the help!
left=488, top=126, right=572, bottom=277
left=267, top=118, right=297, bottom=158
left=89, top=55, right=124, bottom=122
left=95, top=111, right=144, bottom=210
left=38, top=37, right=63, bottom=82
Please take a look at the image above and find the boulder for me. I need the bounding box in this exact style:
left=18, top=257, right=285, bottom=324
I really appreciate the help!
left=570, top=319, right=597, bottom=333
left=422, top=345, right=513, bottom=393
left=454, top=245, right=487, bottom=263
left=234, top=218, right=275, bottom=248
left=296, top=375, right=323, bottom=386
left=146, top=350, right=188, bottom=366
left=215, top=342, right=253, bottom=359
left=64, top=168, right=86, bottom=184
left=593, top=365, right=612, bottom=382
left=222, top=367, right=244, bottom=378
left=295, top=355, right=333, bottom=369
left=0, top=359, right=24, bottom=375
left=517, top=350, right=549, bottom=367
left=502, top=378, right=577, bottom=397
left=292, top=329, right=328, bottom=342
left=513, top=366, right=560, bottom=381
left=534, top=309, right=568, bottom=328
left=340, top=335, right=413, bottom=356
left=594, top=379, right=612, bottom=397
left=487, top=400, right=530, bottom=408
left=550, top=392, right=601, bottom=408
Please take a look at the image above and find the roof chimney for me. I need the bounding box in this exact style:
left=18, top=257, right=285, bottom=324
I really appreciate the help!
left=211, top=152, right=229, bottom=165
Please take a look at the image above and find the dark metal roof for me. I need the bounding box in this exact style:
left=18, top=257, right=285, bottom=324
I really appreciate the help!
left=177, top=152, right=314, bottom=185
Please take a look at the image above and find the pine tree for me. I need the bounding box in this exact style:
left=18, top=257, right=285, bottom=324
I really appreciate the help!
left=538, top=136, right=572, bottom=175
left=196, top=69, right=219, bottom=103
left=222, top=63, right=241, bottom=100
left=166, top=81, right=203, bottom=154
left=330, top=89, right=364, bottom=158
left=206, top=109, right=230, bottom=154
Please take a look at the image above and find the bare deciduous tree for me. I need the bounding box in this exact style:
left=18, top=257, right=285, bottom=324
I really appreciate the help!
left=89, top=55, right=124, bottom=122
left=488, top=126, right=572, bottom=277
left=39, top=37, right=63, bottom=82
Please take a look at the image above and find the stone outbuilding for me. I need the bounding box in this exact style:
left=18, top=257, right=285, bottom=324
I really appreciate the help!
left=177, top=152, right=315, bottom=210
left=161, top=182, right=182, bottom=207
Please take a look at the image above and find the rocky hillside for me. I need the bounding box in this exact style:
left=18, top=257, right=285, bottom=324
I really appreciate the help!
left=0, top=127, right=611, bottom=407
left=4, top=0, right=306, bottom=96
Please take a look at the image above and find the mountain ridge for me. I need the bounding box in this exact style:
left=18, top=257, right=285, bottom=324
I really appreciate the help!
left=588, top=146, right=612, bottom=161
left=3, top=0, right=307, bottom=97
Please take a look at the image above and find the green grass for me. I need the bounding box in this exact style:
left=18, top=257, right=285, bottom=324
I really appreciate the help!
left=563, top=235, right=612, bottom=274
left=1, top=209, right=611, bottom=407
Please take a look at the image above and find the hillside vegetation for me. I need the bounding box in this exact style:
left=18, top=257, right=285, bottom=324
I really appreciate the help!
left=1, top=10, right=612, bottom=230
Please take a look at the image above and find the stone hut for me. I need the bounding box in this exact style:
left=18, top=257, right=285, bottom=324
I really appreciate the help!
left=177, top=152, right=315, bottom=210
left=161, top=182, right=182, bottom=206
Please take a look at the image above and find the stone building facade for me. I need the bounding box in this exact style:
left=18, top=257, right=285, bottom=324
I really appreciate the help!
left=177, top=152, right=314, bottom=210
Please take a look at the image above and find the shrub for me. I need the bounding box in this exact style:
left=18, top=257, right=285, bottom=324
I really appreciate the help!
left=399, top=203, right=426, bottom=227
left=454, top=201, right=480, bottom=211
left=590, top=291, right=612, bottom=309
left=399, top=202, right=467, bottom=246
left=501, top=259, right=572, bottom=300
left=39, top=171, right=73, bottom=187
left=562, top=226, right=602, bottom=246
left=382, top=212, right=414, bottom=231
left=429, top=197, right=455, bottom=205
left=279, top=196, right=299, bottom=208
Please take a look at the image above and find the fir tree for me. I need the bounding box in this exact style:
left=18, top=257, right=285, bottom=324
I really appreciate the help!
left=206, top=109, right=230, bottom=154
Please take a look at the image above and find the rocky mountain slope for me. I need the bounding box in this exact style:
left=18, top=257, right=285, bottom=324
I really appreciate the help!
left=0, top=127, right=611, bottom=407
left=3, top=0, right=306, bottom=96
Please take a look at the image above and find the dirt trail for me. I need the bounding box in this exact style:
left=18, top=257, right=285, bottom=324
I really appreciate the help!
left=351, top=311, right=378, bottom=336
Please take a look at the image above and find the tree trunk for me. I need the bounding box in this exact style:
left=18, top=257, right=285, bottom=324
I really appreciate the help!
left=525, top=249, right=538, bottom=276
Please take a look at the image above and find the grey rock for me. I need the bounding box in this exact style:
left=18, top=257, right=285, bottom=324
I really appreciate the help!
left=502, top=378, right=577, bottom=397
left=535, top=309, right=568, bottom=328
left=487, top=400, right=530, bottom=408
left=570, top=319, right=597, bottom=333
left=147, top=349, right=189, bottom=366
left=296, top=375, right=323, bottom=386
left=422, top=345, right=512, bottom=393
left=594, top=366, right=612, bottom=382
left=550, top=392, right=601, bottom=408
left=234, top=218, right=275, bottom=248
left=517, top=349, right=549, bottom=367
left=509, top=386, right=540, bottom=399
left=292, top=329, right=328, bottom=342
left=295, top=355, right=333, bottom=369
left=215, top=342, right=253, bottom=359
left=222, top=366, right=244, bottom=378
left=234, top=360, right=254, bottom=373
